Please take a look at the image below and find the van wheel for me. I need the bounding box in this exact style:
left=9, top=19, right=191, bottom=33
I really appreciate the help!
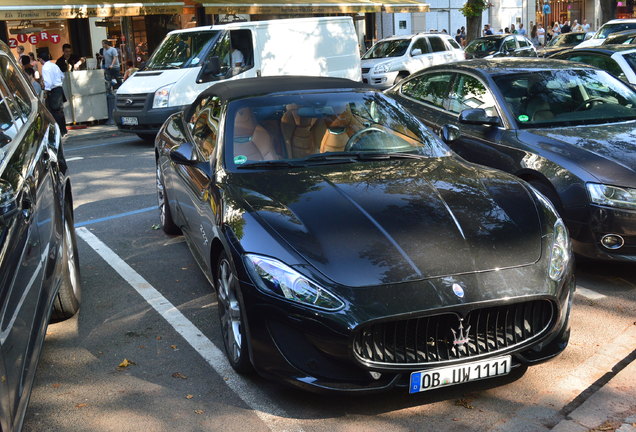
left=136, top=133, right=156, bottom=143
left=52, top=211, right=81, bottom=322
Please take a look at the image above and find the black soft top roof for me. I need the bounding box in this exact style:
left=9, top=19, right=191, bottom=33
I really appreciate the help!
left=186, top=76, right=369, bottom=120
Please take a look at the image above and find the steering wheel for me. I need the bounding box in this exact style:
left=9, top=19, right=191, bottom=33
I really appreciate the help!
left=344, top=127, right=387, bottom=151
left=575, top=97, right=608, bottom=111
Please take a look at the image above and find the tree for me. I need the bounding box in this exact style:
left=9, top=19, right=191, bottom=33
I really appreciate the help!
left=598, top=0, right=617, bottom=25
left=460, top=0, right=490, bottom=42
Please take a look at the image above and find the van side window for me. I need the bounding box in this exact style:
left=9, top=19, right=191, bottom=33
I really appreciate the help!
left=401, top=72, right=453, bottom=109
left=428, top=36, right=447, bottom=52
left=206, top=30, right=254, bottom=80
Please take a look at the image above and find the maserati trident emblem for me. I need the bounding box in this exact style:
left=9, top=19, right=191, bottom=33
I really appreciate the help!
left=452, top=283, right=465, bottom=298
left=451, top=320, right=471, bottom=347
left=125, top=98, right=134, bottom=105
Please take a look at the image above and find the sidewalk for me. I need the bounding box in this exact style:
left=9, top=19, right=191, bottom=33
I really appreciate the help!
left=64, top=123, right=130, bottom=144
left=552, top=351, right=636, bottom=432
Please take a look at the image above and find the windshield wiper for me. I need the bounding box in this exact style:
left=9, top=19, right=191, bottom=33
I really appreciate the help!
left=236, top=160, right=300, bottom=169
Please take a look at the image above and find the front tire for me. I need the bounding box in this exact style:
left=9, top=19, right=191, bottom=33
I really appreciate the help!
left=51, top=212, right=81, bottom=321
left=216, top=251, right=252, bottom=374
left=156, top=164, right=181, bottom=235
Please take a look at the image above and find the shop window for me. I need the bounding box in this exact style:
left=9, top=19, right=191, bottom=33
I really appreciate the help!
left=399, top=21, right=407, bottom=30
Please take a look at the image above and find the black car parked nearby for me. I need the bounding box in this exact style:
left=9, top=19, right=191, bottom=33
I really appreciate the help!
left=464, top=35, right=537, bottom=59
left=538, top=32, right=590, bottom=57
left=155, top=76, right=574, bottom=393
left=387, top=58, right=636, bottom=261
left=0, top=42, right=81, bottom=432
left=550, top=45, right=636, bottom=86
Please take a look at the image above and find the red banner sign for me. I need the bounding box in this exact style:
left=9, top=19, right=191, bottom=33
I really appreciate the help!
left=9, top=32, right=60, bottom=47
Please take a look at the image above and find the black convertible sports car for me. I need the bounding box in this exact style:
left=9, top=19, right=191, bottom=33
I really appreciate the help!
left=155, top=76, right=574, bottom=393
left=387, top=59, right=636, bottom=262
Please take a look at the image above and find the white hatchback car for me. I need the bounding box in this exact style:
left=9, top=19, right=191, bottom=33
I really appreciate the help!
left=361, top=33, right=464, bottom=89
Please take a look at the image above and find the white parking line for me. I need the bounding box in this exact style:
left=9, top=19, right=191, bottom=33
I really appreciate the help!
left=65, top=156, right=84, bottom=162
left=576, top=286, right=607, bottom=300
left=76, top=227, right=303, bottom=432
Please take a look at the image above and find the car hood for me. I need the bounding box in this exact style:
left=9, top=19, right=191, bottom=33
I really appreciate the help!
left=527, top=122, right=636, bottom=186
left=231, top=158, right=542, bottom=287
left=116, top=68, right=193, bottom=94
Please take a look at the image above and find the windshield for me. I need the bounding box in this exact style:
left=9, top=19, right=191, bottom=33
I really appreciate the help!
left=145, top=31, right=219, bottom=70
left=465, top=38, right=502, bottom=54
left=493, top=69, right=636, bottom=128
left=548, top=32, right=585, bottom=47
left=225, top=91, right=448, bottom=169
left=363, top=40, right=410, bottom=59
left=594, top=22, right=636, bottom=39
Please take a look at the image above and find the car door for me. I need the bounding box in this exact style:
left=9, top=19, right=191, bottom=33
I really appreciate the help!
left=0, top=72, right=47, bottom=428
left=435, top=72, right=515, bottom=170
left=391, top=71, right=455, bottom=131
left=516, top=36, right=537, bottom=57
left=501, top=36, right=518, bottom=57
left=173, top=100, right=220, bottom=266
left=407, top=37, right=432, bottom=72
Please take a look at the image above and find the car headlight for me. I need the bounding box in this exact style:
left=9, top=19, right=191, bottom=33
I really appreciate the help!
left=373, top=62, right=394, bottom=73
left=152, top=84, right=174, bottom=109
left=244, top=254, right=344, bottom=311
left=587, top=183, right=636, bottom=210
left=549, top=219, right=570, bottom=281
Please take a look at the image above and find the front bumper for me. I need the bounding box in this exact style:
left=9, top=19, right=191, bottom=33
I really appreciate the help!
left=113, top=92, right=187, bottom=134
left=567, top=204, right=636, bottom=262
left=361, top=70, right=399, bottom=89
left=238, top=264, right=575, bottom=394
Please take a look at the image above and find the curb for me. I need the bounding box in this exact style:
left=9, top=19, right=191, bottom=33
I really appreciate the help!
left=551, top=350, right=636, bottom=432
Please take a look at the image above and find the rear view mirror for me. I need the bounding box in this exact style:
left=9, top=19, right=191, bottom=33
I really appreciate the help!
left=459, top=108, right=501, bottom=126
left=197, top=57, right=221, bottom=83
left=169, top=142, right=196, bottom=166
left=411, top=48, right=423, bottom=56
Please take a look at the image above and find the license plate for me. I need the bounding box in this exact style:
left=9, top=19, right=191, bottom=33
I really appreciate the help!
left=121, top=116, right=138, bottom=126
left=409, top=356, right=511, bottom=394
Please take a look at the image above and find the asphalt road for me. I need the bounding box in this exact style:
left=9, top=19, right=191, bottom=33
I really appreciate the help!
left=22, top=132, right=635, bottom=432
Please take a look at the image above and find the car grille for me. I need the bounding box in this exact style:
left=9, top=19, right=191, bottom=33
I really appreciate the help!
left=361, top=67, right=370, bottom=74
left=353, top=299, right=554, bottom=367
left=116, top=93, right=149, bottom=110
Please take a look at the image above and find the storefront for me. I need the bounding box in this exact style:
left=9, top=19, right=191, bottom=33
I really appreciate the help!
left=202, top=0, right=429, bottom=52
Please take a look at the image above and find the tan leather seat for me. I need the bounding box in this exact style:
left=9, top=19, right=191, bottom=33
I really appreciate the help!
left=320, top=107, right=355, bottom=153
left=233, top=107, right=278, bottom=161
left=281, top=104, right=325, bottom=158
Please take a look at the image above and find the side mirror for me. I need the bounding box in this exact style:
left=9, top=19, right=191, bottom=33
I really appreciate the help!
left=441, top=124, right=460, bottom=143
left=459, top=108, right=501, bottom=126
left=169, top=142, right=196, bottom=166
left=411, top=48, right=423, bottom=56
left=196, top=57, right=221, bottom=83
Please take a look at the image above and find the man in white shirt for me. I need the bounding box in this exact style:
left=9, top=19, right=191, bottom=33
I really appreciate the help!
left=39, top=52, right=67, bottom=135
left=537, top=24, right=546, bottom=45
left=582, top=19, right=591, bottom=32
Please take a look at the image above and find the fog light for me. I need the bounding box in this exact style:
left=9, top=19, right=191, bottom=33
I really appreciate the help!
left=601, top=234, right=624, bottom=250
left=369, top=371, right=382, bottom=380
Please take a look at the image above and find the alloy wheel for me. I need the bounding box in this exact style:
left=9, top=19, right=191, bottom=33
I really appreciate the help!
left=217, top=259, right=242, bottom=363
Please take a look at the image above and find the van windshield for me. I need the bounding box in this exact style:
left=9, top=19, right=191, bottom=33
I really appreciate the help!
left=145, top=31, right=220, bottom=70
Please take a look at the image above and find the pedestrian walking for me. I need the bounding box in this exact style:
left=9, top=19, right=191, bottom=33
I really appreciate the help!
left=518, top=23, right=527, bottom=35
left=537, top=23, right=546, bottom=45
left=24, top=67, right=42, bottom=98
left=572, top=20, right=582, bottom=32
left=582, top=19, right=591, bottom=32
left=39, top=52, right=67, bottom=136
left=552, top=21, right=561, bottom=37
left=531, top=24, right=540, bottom=46
left=15, top=45, right=24, bottom=60
left=102, top=39, right=122, bottom=89
left=511, top=24, right=518, bottom=34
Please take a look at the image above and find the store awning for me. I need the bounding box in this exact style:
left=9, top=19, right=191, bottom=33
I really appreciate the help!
left=203, top=0, right=429, bottom=14
left=0, top=1, right=184, bottom=20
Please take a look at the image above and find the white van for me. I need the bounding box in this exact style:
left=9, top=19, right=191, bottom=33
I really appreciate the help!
left=114, top=17, right=361, bottom=139
left=361, top=33, right=464, bottom=89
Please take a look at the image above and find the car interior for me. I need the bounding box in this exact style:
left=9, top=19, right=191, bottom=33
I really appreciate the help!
left=230, top=101, right=422, bottom=162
